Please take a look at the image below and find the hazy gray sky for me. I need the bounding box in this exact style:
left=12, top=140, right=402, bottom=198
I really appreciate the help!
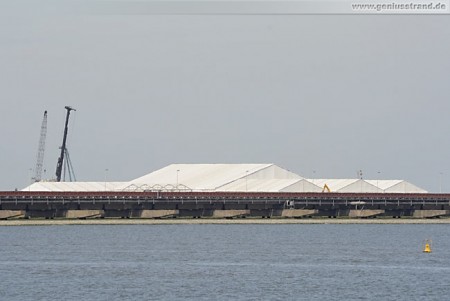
left=0, top=1, right=449, bottom=191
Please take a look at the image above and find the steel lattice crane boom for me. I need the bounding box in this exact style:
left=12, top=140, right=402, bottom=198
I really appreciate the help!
left=33, top=111, right=48, bottom=182
left=55, top=106, right=76, bottom=182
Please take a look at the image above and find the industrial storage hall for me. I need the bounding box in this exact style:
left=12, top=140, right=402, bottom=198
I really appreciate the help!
left=23, top=164, right=427, bottom=194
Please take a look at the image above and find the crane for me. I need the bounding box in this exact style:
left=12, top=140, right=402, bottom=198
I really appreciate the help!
left=63, top=148, right=76, bottom=182
left=322, top=184, right=331, bottom=193
left=33, top=111, right=48, bottom=182
left=55, top=106, right=76, bottom=182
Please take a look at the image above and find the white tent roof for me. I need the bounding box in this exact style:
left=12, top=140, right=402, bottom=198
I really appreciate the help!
left=310, top=179, right=427, bottom=193
left=281, top=179, right=322, bottom=193
left=22, top=181, right=127, bottom=192
left=307, top=179, right=382, bottom=193
left=365, top=180, right=403, bottom=190
left=217, top=178, right=324, bottom=193
left=365, top=180, right=427, bottom=193
left=217, top=179, right=300, bottom=192
left=123, top=163, right=302, bottom=191
left=20, top=164, right=427, bottom=193
left=337, top=179, right=382, bottom=193
left=309, top=179, right=360, bottom=192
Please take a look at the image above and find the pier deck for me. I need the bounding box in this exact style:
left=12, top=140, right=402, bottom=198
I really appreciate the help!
left=1, top=191, right=449, bottom=219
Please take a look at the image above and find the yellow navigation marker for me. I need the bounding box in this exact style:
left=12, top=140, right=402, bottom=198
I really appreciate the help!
left=423, top=239, right=432, bottom=253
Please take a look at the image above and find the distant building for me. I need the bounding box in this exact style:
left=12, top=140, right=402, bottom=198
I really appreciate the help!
left=23, top=163, right=427, bottom=193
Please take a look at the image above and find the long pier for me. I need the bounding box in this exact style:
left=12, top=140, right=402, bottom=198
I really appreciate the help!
left=1, top=191, right=450, bottom=219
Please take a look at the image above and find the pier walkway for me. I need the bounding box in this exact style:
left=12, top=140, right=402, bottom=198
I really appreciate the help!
left=1, top=191, right=449, bottom=219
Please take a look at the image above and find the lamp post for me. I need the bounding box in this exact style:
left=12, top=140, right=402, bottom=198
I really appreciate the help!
left=246, top=170, right=249, bottom=192
left=439, top=172, right=443, bottom=193
left=28, top=168, right=32, bottom=192
left=104, top=169, right=109, bottom=191
left=176, top=169, right=180, bottom=187
left=377, top=171, right=381, bottom=192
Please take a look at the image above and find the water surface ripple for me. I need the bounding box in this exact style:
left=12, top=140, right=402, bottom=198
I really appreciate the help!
left=1, top=224, right=449, bottom=300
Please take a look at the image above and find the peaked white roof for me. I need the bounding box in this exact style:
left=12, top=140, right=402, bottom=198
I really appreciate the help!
left=281, top=179, right=322, bottom=193
left=217, top=179, right=300, bottom=192
left=310, top=179, right=427, bottom=193
left=123, top=163, right=302, bottom=191
left=20, top=164, right=428, bottom=193
left=365, top=180, right=404, bottom=190
left=22, top=181, right=127, bottom=192
left=309, top=179, right=363, bottom=192
left=365, top=180, right=427, bottom=193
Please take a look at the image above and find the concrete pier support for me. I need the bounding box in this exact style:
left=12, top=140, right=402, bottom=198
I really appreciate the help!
left=0, top=210, right=26, bottom=219
left=140, top=210, right=179, bottom=218
left=212, top=210, right=250, bottom=218
left=65, top=210, right=104, bottom=219
left=348, top=210, right=385, bottom=218
left=413, top=210, right=449, bottom=218
left=281, top=209, right=318, bottom=218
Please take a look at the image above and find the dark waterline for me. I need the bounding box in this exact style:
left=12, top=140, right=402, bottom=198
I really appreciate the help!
left=1, top=224, right=449, bottom=300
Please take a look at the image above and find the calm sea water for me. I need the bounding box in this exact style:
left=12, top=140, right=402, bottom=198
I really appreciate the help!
left=0, top=224, right=449, bottom=300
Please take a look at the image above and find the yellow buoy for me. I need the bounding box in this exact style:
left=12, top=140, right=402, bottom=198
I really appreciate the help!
left=423, top=240, right=432, bottom=253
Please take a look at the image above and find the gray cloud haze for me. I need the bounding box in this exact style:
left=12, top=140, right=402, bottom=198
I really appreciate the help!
left=0, top=1, right=449, bottom=191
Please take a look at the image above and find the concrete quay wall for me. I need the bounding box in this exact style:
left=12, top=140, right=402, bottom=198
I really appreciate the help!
left=1, top=191, right=450, bottom=219
left=1, top=208, right=449, bottom=219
